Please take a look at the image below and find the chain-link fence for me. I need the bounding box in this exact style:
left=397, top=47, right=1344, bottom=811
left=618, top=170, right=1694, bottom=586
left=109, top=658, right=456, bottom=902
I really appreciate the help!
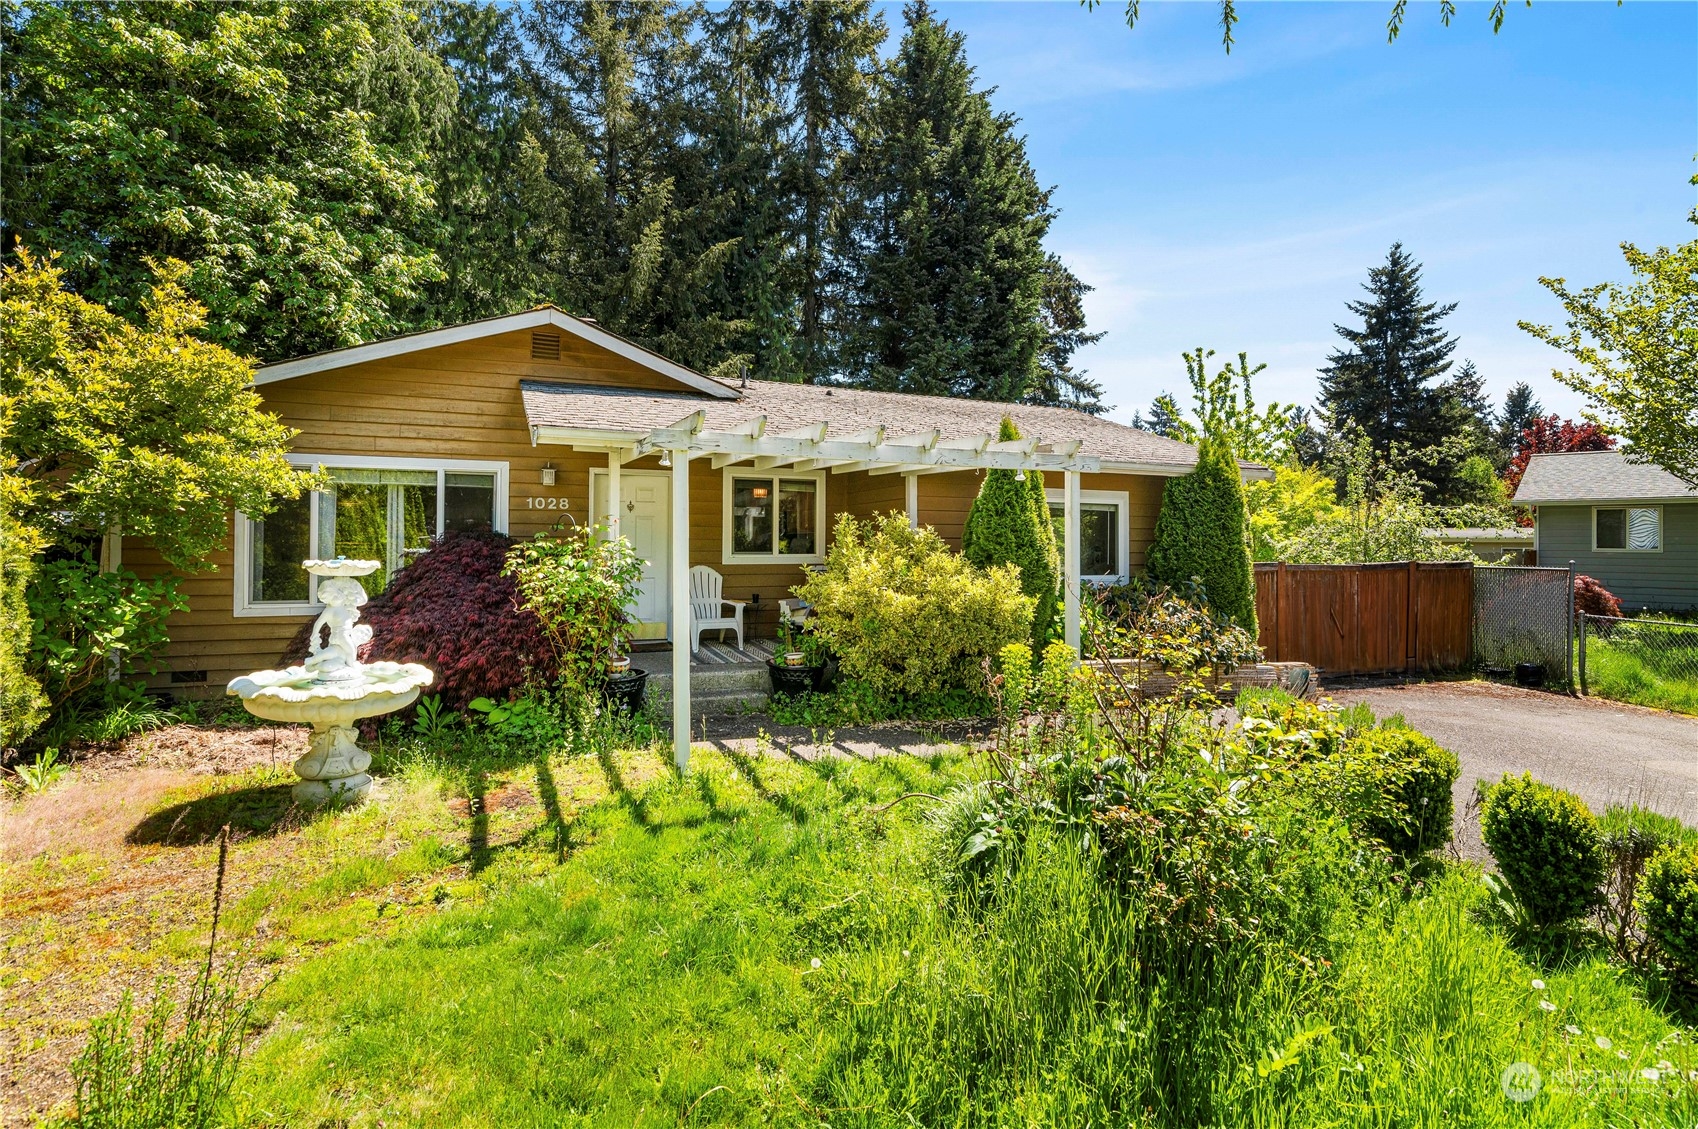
left=1579, top=615, right=1698, bottom=710
left=1473, top=564, right=1574, bottom=687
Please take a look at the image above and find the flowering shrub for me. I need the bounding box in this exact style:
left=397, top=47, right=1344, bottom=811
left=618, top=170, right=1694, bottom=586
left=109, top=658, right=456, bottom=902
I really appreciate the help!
left=1088, top=581, right=1261, bottom=671
left=796, top=513, right=1032, bottom=700
left=283, top=529, right=552, bottom=709
left=1574, top=574, right=1623, bottom=618
left=1480, top=773, right=1605, bottom=930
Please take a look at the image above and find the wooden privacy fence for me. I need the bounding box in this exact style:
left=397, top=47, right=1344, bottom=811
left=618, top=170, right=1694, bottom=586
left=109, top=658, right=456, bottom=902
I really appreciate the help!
left=1253, top=561, right=1474, bottom=676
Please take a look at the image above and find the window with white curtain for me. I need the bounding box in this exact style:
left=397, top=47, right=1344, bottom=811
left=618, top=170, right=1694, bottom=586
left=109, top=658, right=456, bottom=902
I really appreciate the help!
left=1594, top=506, right=1661, bottom=552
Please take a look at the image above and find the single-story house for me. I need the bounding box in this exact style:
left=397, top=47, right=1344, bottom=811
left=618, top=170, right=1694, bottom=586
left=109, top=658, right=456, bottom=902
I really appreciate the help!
left=121, top=307, right=1267, bottom=762
left=1512, top=449, right=1698, bottom=612
left=1425, top=527, right=1535, bottom=564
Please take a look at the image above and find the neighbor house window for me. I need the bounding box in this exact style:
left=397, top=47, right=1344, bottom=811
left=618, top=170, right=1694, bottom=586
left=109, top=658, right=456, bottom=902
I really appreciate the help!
left=235, top=456, right=507, bottom=616
left=1594, top=506, right=1661, bottom=552
left=724, top=470, right=825, bottom=563
left=1046, top=488, right=1131, bottom=583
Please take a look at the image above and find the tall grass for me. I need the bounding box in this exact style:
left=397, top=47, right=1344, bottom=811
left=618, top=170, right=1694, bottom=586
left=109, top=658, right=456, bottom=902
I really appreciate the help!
left=230, top=749, right=1695, bottom=1127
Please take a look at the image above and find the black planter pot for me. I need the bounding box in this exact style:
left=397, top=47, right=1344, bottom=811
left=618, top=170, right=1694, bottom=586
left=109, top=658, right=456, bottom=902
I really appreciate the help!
left=599, top=669, right=648, bottom=714
left=1514, top=661, right=1546, bottom=688
left=767, top=658, right=821, bottom=698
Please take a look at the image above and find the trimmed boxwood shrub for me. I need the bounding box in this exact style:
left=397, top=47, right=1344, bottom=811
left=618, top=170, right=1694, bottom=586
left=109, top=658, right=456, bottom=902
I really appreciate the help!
left=1480, top=773, right=1605, bottom=929
left=1145, top=435, right=1257, bottom=634
left=1352, top=727, right=1459, bottom=857
left=962, top=418, right=1060, bottom=649
left=283, top=529, right=554, bottom=709
left=1640, top=843, right=1698, bottom=981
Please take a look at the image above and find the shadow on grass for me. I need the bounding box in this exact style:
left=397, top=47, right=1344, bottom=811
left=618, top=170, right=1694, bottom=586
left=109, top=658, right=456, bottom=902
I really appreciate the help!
left=128, top=783, right=313, bottom=846
left=721, top=746, right=809, bottom=826
left=597, top=746, right=660, bottom=833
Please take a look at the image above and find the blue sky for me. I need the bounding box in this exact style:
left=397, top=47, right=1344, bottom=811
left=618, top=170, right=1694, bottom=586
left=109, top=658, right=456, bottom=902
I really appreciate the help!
left=916, top=0, right=1696, bottom=425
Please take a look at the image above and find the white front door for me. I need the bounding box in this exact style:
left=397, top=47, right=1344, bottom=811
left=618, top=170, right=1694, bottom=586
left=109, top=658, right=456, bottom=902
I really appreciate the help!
left=593, top=470, right=671, bottom=641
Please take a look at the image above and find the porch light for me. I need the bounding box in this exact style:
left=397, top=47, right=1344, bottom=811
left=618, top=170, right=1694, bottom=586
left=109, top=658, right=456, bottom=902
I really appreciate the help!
left=658, top=450, right=672, bottom=468
left=1015, top=469, right=1026, bottom=481
left=539, top=462, right=556, bottom=486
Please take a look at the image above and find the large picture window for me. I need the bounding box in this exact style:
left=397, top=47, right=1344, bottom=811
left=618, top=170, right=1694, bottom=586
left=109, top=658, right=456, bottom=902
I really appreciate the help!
left=723, top=470, right=825, bottom=563
left=1594, top=505, right=1661, bottom=552
left=235, top=457, right=507, bottom=616
left=1046, top=488, right=1131, bottom=584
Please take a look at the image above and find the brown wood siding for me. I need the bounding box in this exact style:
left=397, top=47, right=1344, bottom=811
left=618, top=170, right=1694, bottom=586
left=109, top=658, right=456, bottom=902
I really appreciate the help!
left=131, top=328, right=1177, bottom=692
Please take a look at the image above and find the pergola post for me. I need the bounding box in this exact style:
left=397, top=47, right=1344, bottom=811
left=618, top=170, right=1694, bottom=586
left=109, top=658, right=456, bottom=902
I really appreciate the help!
left=670, top=449, right=692, bottom=771
left=606, top=451, right=622, bottom=539
left=905, top=472, right=919, bottom=528
left=1063, top=470, right=1081, bottom=652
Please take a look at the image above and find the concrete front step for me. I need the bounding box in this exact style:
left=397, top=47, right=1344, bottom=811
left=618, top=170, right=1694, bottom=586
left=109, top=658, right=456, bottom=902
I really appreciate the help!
left=644, top=664, right=773, bottom=715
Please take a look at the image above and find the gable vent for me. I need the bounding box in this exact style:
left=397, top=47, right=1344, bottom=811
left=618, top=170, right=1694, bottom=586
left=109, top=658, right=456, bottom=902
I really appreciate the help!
left=531, top=331, right=561, bottom=361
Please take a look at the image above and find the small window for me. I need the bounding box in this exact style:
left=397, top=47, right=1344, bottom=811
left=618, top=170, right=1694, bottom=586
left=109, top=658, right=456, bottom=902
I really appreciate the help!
left=724, top=469, right=826, bottom=563
left=1596, top=506, right=1661, bottom=551
left=1047, top=488, right=1131, bottom=584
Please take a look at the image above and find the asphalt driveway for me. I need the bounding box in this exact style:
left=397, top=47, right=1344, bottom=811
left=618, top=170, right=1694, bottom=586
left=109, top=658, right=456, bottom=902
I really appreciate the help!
left=1329, top=680, right=1698, bottom=861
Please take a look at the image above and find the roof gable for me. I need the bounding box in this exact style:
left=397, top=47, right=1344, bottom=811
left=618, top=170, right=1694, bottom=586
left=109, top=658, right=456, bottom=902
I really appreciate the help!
left=253, top=307, right=739, bottom=399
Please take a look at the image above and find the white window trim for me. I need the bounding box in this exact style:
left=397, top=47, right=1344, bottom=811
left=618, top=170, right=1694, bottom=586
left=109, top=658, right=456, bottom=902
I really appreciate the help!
left=1591, top=504, right=1663, bottom=553
left=1046, top=487, right=1131, bottom=584
left=721, top=467, right=827, bottom=565
left=233, top=454, right=509, bottom=617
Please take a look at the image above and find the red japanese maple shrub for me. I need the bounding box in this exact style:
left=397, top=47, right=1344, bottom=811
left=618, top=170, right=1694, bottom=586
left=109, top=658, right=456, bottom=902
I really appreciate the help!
left=1574, top=574, right=1624, bottom=619
left=1505, top=415, right=1616, bottom=495
left=282, top=529, right=553, bottom=709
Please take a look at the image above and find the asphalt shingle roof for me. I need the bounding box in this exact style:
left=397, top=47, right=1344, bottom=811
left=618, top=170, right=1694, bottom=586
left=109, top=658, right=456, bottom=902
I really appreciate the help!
left=521, top=378, right=1244, bottom=473
left=1513, top=450, right=1697, bottom=504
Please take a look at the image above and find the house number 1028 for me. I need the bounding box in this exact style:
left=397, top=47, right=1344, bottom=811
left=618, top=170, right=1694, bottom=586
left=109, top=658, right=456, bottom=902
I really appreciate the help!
left=525, top=497, right=569, bottom=510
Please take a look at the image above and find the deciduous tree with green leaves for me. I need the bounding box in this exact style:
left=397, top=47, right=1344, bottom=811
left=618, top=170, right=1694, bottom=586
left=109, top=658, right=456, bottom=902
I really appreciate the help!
left=1519, top=185, right=1698, bottom=487
left=2, top=250, right=308, bottom=568
left=2, top=0, right=446, bottom=361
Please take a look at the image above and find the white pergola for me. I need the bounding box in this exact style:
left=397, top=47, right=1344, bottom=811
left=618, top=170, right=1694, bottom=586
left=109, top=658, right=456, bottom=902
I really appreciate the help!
left=533, top=412, right=1104, bottom=771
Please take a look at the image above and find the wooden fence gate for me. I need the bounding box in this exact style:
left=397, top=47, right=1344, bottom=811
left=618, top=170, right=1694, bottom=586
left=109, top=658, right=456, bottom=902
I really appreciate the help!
left=1253, top=562, right=1474, bottom=676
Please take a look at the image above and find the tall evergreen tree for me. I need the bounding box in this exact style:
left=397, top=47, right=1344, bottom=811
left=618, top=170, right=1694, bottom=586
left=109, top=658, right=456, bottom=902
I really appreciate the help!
left=1318, top=243, right=1471, bottom=501
left=1141, top=393, right=1189, bottom=439
left=839, top=1, right=1052, bottom=401
left=1493, top=381, right=1544, bottom=472
left=1, top=0, right=446, bottom=360
left=520, top=1, right=745, bottom=374
left=1026, top=254, right=1108, bottom=413
left=769, top=1, right=886, bottom=383
left=962, top=418, right=1061, bottom=649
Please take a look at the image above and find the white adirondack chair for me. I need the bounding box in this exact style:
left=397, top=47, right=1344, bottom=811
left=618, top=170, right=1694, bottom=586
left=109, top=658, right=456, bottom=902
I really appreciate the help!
left=688, top=565, right=746, bottom=654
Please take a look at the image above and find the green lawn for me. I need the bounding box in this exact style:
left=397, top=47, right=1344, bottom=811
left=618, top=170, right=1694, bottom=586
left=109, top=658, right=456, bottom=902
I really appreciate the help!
left=1582, top=618, right=1698, bottom=716
left=227, top=742, right=1697, bottom=1128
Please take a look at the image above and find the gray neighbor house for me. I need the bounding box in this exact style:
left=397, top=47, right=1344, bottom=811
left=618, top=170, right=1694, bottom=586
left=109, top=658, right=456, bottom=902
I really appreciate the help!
left=1513, top=449, right=1698, bottom=613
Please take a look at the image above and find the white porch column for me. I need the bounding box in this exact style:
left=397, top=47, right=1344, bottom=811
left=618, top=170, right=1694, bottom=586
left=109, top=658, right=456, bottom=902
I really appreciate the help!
left=670, top=449, right=692, bottom=771
left=1063, top=470, right=1081, bottom=652
left=606, top=451, right=622, bottom=539
left=905, top=472, right=919, bottom=528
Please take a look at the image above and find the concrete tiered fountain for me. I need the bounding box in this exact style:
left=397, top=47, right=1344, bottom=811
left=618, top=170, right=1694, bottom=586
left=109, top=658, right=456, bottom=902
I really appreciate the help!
left=227, top=558, right=434, bottom=805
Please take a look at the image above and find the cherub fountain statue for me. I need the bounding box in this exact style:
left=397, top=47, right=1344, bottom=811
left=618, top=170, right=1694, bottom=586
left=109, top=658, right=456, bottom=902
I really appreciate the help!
left=228, top=558, right=434, bottom=804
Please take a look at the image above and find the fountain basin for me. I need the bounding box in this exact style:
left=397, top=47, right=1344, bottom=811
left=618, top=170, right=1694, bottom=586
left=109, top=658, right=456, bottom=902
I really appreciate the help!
left=226, top=558, right=434, bottom=805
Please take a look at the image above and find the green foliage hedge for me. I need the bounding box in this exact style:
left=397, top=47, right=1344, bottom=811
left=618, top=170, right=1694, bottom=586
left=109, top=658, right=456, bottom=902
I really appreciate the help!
left=1640, top=843, right=1698, bottom=982
left=1146, top=435, right=1257, bottom=633
left=962, top=418, right=1060, bottom=649
left=1350, top=728, right=1459, bottom=857
left=797, top=512, right=1033, bottom=700
left=1480, top=773, right=1605, bottom=929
